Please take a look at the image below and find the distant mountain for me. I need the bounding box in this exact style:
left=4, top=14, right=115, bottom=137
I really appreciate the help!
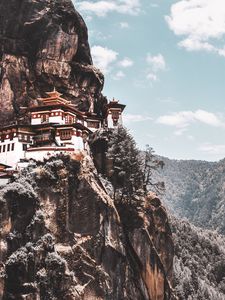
left=154, top=157, right=225, bottom=234
left=171, top=216, right=225, bottom=299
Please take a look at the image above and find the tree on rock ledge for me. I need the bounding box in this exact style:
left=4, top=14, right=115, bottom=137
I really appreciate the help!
left=106, top=126, right=164, bottom=204
left=107, top=126, right=143, bottom=202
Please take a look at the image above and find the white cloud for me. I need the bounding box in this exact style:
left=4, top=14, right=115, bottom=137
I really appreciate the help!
left=157, top=110, right=225, bottom=133
left=112, top=70, right=125, bottom=80
left=123, top=114, right=152, bottom=124
left=198, top=143, right=225, bottom=155
left=76, top=0, right=141, bottom=17
left=120, top=22, right=129, bottom=29
left=146, top=53, right=166, bottom=72
left=118, top=57, right=134, bottom=68
left=146, top=73, right=158, bottom=82
left=151, top=4, right=159, bottom=8
left=187, top=135, right=195, bottom=141
left=146, top=53, right=166, bottom=83
left=91, top=45, right=118, bottom=74
left=166, top=0, right=225, bottom=56
left=89, top=30, right=112, bottom=41
left=174, top=127, right=188, bottom=136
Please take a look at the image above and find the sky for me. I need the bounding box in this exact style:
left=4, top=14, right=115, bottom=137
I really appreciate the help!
left=74, top=0, right=225, bottom=161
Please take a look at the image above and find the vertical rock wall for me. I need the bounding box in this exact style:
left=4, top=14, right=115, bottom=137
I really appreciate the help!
left=0, top=0, right=105, bottom=124
left=0, top=156, right=176, bottom=299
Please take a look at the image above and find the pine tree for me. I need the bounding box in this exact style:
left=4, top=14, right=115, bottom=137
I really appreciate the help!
left=142, top=144, right=165, bottom=193
left=106, top=126, right=143, bottom=202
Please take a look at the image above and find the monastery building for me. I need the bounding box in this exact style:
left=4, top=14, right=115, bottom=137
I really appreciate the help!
left=0, top=90, right=126, bottom=171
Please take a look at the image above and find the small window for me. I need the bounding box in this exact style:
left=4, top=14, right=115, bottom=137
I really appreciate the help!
left=9, top=133, right=13, bottom=141
left=23, top=144, right=27, bottom=151
left=41, top=114, right=49, bottom=123
left=60, top=130, right=72, bottom=140
left=68, top=116, right=74, bottom=124
left=11, top=143, right=15, bottom=151
left=3, top=145, right=6, bottom=152
left=0, top=145, right=1, bottom=153
left=7, top=144, right=10, bottom=152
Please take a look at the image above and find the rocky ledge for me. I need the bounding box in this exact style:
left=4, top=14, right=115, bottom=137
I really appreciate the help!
left=0, top=156, right=176, bottom=299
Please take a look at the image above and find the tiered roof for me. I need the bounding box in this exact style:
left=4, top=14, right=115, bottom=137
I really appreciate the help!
left=106, top=98, right=126, bottom=111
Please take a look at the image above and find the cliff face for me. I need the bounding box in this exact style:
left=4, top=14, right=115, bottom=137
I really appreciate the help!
left=0, top=156, right=175, bottom=300
left=0, top=1, right=176, bottom=298
left=0, top=0, right=105, bottom=124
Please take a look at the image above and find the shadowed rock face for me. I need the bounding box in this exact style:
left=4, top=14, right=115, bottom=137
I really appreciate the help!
left=0, top=157, right=176, bottom=300
left=0, top=0, right=105, bottom=124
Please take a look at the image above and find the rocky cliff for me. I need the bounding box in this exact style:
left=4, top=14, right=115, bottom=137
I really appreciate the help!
left=0, top=1, right=176, bottom=299
left=0, top=156, right=175, bottom=300
left=0, top=0, right=105, bottom=124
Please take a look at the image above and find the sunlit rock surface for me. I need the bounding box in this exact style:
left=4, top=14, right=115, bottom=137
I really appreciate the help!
left=0, top=0, right=105, bottom=124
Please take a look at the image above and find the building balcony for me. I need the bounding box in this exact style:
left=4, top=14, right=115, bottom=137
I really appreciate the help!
left=33, top=134, right=54, bottom=145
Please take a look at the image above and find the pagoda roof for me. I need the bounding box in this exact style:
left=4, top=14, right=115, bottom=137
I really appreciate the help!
left=29, top=103, right=85, bottom=118
left=52, top=123, right=92, bottom=133
left=0, top=124, right=34, bottom=132
left=30, top=122, right=92, bottom=133
left=106, top=99, right=126, bottom=111
left=37, top=89, right=72, bottom=106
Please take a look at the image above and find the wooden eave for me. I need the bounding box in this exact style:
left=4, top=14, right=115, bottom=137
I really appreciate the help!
left=29, top=104, right=86, bottom=118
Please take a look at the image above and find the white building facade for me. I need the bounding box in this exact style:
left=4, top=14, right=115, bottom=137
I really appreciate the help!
left=0, top=90, right=126, bottom=169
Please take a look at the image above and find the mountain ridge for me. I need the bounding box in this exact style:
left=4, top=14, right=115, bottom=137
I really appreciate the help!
left=154, top=155, right=225, bottom=234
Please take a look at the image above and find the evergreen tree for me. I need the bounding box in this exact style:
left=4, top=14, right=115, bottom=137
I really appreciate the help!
left=142, top=144, right=165, bottom=193
left=106, top=126, right=143, bottom=202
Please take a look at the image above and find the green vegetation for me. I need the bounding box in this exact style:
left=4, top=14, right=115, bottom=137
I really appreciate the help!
left=172, top=216, right=225, bottom=299
left=106, top=126, right=164, bottom=204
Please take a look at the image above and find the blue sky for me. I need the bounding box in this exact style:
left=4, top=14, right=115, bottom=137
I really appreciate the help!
left=75, top=0, right=225, bottom=161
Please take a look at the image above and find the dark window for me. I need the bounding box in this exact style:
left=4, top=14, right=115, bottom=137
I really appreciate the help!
left=11, top=143, right=15, bottom=151
left=9, top=133, right=13, bottom=140
left=41, top=114, right=49, bottom=123
left=3, top=145, right=6, bottom=152
left=87, top=121, right=100, bottom=129
left=60, top=130, right=72, bottom=140
left=7, top=144, right=10, bottom=152
left=23, top=144, right=27, bottom=151
left=0, top=146, right=1, bottom=153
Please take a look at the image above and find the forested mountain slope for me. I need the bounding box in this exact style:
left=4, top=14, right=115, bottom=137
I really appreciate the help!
left=154, top=157, right=225, bottom=233
left=171, top=216, right=225, bottom=299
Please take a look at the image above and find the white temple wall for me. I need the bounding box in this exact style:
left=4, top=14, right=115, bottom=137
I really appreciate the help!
left=31, top=118, right=42, bottom=125
left=71, top=136, right=84, bottom=150
left=107, top=113, right=123, bottom=129
left=107, top=115, right=114, bottom=128
left=49, top=116, right=64, bottom=124
left=55, top=135, right=84, bottom=150
left=0, top=138, right=26, bottom=168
